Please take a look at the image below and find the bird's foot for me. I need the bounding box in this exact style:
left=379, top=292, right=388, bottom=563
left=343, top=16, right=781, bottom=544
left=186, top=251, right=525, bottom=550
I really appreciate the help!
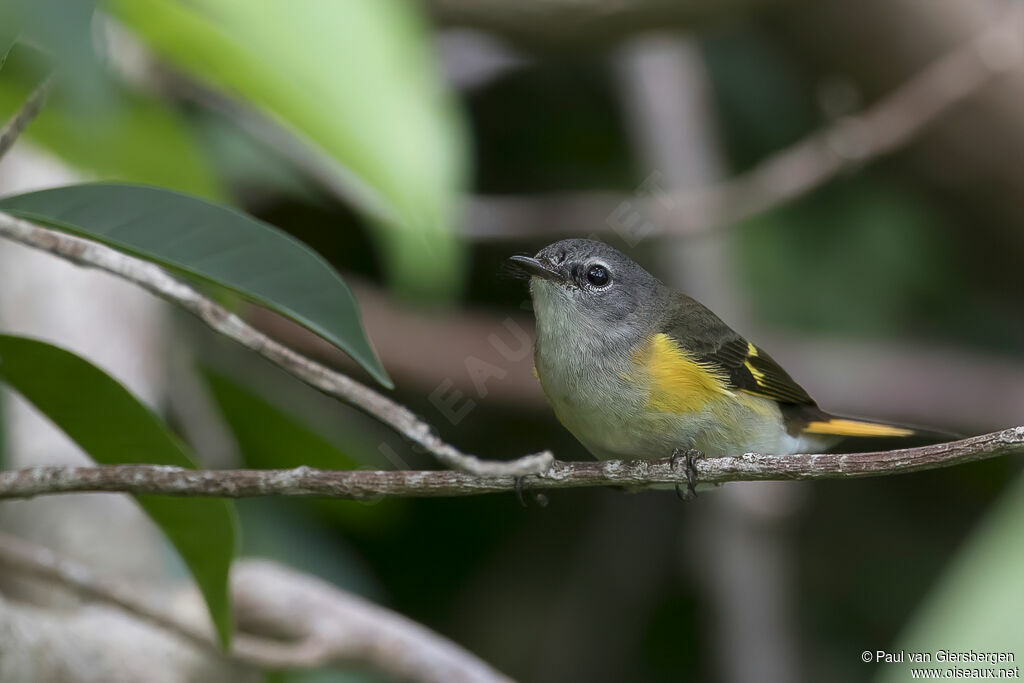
left=670, top=448, right=704, bottom=501
left=514, top=476, right=549, bottom=508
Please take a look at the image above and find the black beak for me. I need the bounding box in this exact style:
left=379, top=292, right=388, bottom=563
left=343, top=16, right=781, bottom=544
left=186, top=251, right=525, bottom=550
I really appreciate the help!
left=509, top=255, right=563, bottom=282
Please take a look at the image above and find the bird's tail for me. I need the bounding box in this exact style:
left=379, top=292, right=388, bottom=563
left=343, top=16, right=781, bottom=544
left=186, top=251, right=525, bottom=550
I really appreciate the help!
left=795, top=410, right=959, bottom=450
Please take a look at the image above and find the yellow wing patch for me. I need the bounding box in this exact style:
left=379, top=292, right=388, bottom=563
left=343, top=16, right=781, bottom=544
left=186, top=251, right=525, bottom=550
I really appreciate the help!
left=632, top=333, right=733, bottom=414
left=743, top=342, right=767, bottom=383
left=803, top=418, right=915, bottom=438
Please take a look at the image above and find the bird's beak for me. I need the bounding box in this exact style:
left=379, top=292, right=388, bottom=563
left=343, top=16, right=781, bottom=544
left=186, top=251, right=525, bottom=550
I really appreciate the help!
left=509, top=255, right=563, bottom=282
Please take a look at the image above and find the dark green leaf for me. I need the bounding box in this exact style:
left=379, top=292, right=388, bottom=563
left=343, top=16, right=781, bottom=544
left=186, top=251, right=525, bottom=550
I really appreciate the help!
left=205, top=370, right=360, bottom=471
left=0, top=183, right=391, bottom=387
left=0, top=335, right=238, bottom=647
left=205, top=370, right=400, bottom=527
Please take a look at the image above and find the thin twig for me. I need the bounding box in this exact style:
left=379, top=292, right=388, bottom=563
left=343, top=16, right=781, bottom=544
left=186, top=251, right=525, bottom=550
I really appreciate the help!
left=0, top=79, right=50, bottom=162
left=0, top=532, right=511, bottom=681
left=0, top=211, right=553, bottom=478
left=464, top=6, right=1024, bottom=240
left=0, top=427, right=1020, bottom=501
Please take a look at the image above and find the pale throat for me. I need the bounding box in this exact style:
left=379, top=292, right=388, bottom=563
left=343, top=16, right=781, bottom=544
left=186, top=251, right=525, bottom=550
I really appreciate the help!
left=530, top=279, right=642, bottom=381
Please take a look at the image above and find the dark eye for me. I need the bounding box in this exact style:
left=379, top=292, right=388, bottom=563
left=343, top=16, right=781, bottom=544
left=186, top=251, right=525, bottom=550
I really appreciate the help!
left=586, top=264, right=610, bottom=287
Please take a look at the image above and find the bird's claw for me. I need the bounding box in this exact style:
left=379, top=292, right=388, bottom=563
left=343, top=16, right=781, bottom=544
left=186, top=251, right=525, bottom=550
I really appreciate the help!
left=514, top=475, right=527, bottom=507
left=513, top=476, right=549, bottom=508
left=671, top=448, right=703, bottom=501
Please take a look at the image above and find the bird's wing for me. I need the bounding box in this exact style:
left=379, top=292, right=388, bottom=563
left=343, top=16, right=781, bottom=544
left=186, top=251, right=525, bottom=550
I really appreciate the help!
left=654, top=296, right=947, bottom=440
left=659, top=296, right=816, bottom=406
left=702, top=337, right=815, bottom=405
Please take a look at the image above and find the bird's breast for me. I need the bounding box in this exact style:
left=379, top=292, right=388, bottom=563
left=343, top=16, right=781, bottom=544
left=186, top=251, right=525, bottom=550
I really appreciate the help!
left=534, top=326, right=647, bottom=457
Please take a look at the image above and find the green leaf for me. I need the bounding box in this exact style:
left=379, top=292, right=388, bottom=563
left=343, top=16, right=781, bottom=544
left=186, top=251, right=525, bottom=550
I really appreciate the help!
left=0, top=335, right=238, bottom=647
left=204, top=370, right=395, bottom=526
left=106, top=0, right=468, bottom=298
left=205, top=370, right=361, bottom=472
left=0, top=183, right=392, bottom=388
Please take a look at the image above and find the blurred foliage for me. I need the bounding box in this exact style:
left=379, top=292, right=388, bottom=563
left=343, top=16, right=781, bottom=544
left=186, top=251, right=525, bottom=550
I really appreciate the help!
left=0, top=0, right=107, bottom=106
left=192, top=111, right=315, bottom=202
left=0, top=335, right=238, bottom=647
left=468, top=58, right=633, bottom=192
left=703, top=27, right=817, bottom=168
left=0, top=26, right=15, bottom=68
left=106, top=0, right=468, bottom=300
left=703, top=28, right=1024, bottom=352
left=878, top=470, right=1024, bottom=681
left=799, top=456, right=1018, bottom=682
left=0, top=45, right=222, bottom=197
left=0, top=386, right=5, bottom=471
left=739, top=176, right=954, bottom=337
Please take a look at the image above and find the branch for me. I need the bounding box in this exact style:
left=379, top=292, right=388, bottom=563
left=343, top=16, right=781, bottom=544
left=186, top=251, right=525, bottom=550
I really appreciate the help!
left=0, top=532, right=512, bottom=682
left=0, top=428, right=1020, bottom=501
left=0, top=529, right=228, bottom=656
left=0, top=79, right=50, bottom=162
left=464, top=6, right=1024, bottom=240
left=231, top=561, right=513, bottom=681
left=0, top=212, right=553, bottom=478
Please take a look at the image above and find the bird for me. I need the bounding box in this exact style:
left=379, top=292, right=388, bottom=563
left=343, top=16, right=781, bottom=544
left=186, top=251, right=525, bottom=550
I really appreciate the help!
left=510, top=238, right=949, bottom=498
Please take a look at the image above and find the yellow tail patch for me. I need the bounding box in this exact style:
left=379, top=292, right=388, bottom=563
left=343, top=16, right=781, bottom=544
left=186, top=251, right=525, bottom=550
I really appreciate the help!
left=632, top=333, right=732, bottom=414
left=803, top=418, right=915, bottom=438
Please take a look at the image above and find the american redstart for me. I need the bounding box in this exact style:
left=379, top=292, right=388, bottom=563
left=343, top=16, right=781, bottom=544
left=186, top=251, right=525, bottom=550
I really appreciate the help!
left=511, top=239, right=951, bottom=497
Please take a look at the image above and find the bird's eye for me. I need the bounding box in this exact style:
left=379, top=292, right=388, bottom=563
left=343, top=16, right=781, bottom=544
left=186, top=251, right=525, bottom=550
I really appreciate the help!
left=586, top=264, right=610, bottom=287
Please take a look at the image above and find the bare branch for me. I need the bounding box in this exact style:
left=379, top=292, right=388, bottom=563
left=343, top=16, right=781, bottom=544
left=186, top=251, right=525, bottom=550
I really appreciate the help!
left=0, top=428, right=1020, bottom=501
left=0, top=211, right=553, bottom=478
left=0, top=532, right=513, bottom=682
left=464, top=7, right=1024, bottom=240
left=0, top=79, right=50, bottom=162
left=231, top=561, right=513, bottom=681
left=0, top=530, right=226, bottom=655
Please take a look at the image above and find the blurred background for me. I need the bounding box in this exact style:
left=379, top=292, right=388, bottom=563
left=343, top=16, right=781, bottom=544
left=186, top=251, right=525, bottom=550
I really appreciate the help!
left=1, top=0, right=1023, bottom=681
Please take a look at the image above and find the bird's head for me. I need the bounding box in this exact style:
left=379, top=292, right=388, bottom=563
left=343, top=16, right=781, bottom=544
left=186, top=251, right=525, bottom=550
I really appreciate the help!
left=510, top=239, right=663, bottom=341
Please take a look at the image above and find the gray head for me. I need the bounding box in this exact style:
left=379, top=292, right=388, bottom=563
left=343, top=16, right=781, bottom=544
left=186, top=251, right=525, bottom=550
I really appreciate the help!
left=510, top=239, right=664, bottom=344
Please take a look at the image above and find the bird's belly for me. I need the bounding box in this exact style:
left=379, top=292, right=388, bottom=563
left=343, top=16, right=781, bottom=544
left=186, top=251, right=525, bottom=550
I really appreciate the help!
left=549, top=386, right=811, bottom=460
left=552, top=397, right=663, bottom=460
